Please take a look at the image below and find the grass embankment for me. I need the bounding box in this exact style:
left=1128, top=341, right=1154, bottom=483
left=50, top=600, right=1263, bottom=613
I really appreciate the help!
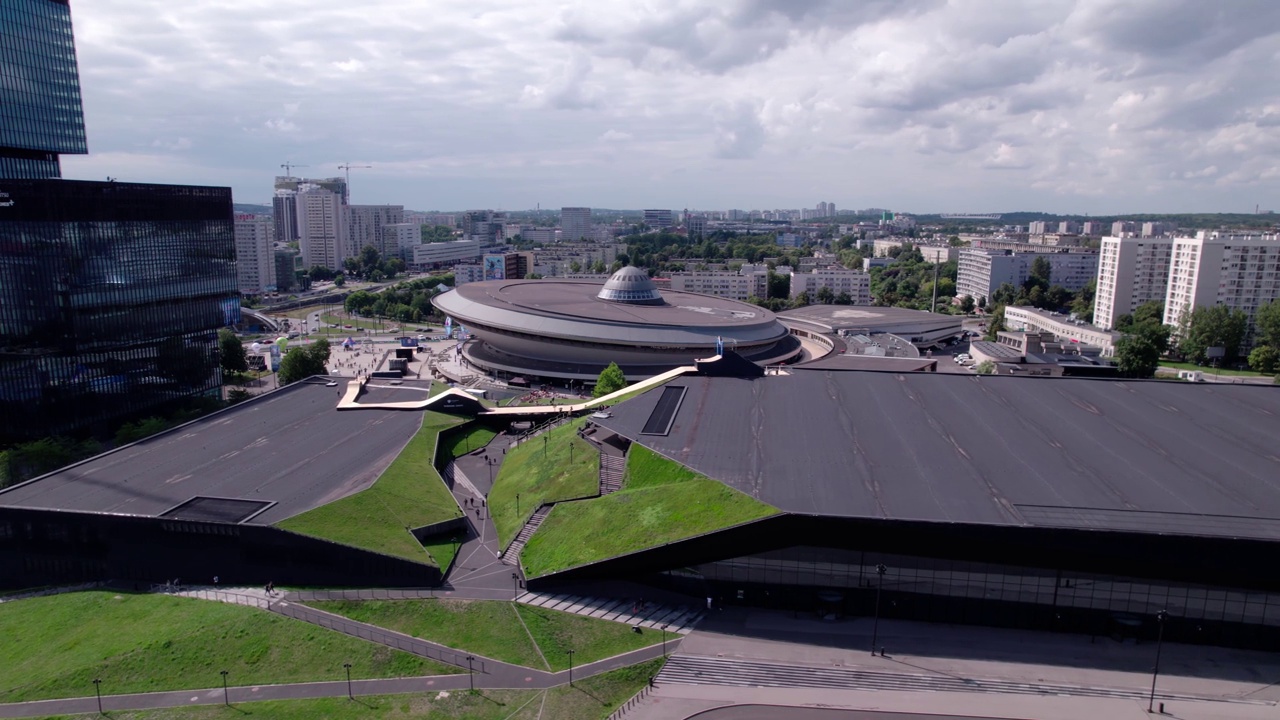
left=521, top=445, right=777, bottom=578
left=441, top=425, right=498, bottom=461
left=44, top=658, right=665, bottom=720
left=489, top=419, right=599, bottom=549
left=277, top=411, right=464, bottom=566
left=308, top=599, right=661, bottom=672
left=1158, top=361, right=1272, bottom=378
left=0, top=591, right=454, bottom=704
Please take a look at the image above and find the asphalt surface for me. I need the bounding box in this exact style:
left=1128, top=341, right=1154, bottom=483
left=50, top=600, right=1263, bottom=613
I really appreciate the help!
left=596, top=371, right=1280, bottom=536
left=0, top=381, right=424, bottom=524
left=688, top=708, right=1000, bottom=720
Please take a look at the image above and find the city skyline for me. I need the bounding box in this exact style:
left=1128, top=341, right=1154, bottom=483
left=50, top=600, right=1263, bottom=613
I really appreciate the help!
left=59, top=0, right=1280, bottom=214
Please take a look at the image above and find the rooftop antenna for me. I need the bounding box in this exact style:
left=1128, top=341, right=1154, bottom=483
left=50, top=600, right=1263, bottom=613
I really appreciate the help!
left=280, top=161, right=308, bottom=176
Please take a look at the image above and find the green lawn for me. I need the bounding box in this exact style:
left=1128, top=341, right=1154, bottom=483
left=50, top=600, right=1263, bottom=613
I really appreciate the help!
left=441, top=425, right=499, bottom=461
left=0, top=591, right=455, bottom=704
left=45, top=658, right=664, bottom=720
left=521, top=446, right=777, bottom=578
left=277, top=411, right=464, bottom=565
left=489, top=419, right=599, bottom=549
left=1159, top=361, right=1272, bottom=378
left=307, top=599, right=661, bottom=671
left=322, top=313, right=384, bottom=330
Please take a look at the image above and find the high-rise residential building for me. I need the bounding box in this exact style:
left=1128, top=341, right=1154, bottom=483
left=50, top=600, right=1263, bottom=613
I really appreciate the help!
left=521, top=227, right=557, bottom=244
left=1081, top=221, right=1107, bottom=236
left=1057, top=220, right=1081, bottom=235
left=687, top=215, right=708, bottom=239
left=0, top=0, right=88, bottom=179
left=1163, top=232, right=1280, bottom=348
left=1093, top=236, right=1174, bottom=330
left=1111, top=221, right=1139, bottom=236
left=643, top=209, right=674, bottom=229
left=233, top=214, right=275, bottom=295
left=347, top=204, right=403, bottom=259
left=1142, top=221, right=1177, bottom=237
left=0, top=1, right=237, bottom=442
left=956, top=248, right=1099, bottom=304
left=295, top=183, right=347, bottom=271
left=382, top=222, right=422, bottom=260
left=274, top=248, right=302, bottom=292
left=560, top=207, right=592, bottom=242
left=272, top=175, right=346, bottom=248
left=790, top=269, right=872, bottom=303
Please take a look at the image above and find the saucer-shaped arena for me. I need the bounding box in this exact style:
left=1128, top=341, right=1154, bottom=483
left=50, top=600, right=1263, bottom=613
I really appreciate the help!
left=431, top=267, right=802, bottom=381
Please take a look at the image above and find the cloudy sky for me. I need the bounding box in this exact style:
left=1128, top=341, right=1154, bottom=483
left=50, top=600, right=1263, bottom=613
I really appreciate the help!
left=60, top=0, right=1280, bottom=214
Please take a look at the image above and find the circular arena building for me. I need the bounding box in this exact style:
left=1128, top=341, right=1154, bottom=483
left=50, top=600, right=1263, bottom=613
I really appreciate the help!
left=431, top=267, right=802, bottom=381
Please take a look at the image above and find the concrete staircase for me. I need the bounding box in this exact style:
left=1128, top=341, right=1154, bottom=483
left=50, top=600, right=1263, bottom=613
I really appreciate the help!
left=500, top=505, right=551, bottom=565
left=516, top=591, right=703, bottom=634
left=599, top=452, right=624, bottom=495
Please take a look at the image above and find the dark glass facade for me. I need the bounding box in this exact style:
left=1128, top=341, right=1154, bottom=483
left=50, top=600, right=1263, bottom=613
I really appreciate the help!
left=0, top=0, right=89, bottom=179
left=0, top=179, right=238, bottom=441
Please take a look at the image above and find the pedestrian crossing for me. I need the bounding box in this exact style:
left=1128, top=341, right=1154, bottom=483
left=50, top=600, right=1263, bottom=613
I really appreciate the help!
left=516, top=591, right=703, bottom=634
left=655, top=655, right=1260, bottom=704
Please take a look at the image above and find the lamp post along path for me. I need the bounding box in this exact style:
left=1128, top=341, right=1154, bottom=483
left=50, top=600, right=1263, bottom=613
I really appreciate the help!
left=1148, top=610, right=1169, bottom=713
left=870, top=563, right=888, bottom=655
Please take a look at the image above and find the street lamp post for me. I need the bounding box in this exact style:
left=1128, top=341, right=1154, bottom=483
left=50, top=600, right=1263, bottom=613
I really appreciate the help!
left=661, top=624, right=669, bottom=657
left=220, top=670, right=230, bottom=706
left=567, top=649, right=576, bottom=686
left=516, top=493, right=520, bottom=517
left=344, top=662, right=353, bottom=700
left=512, top=571, right=520, bottom=599
left=1147, top=610, right=1170, bottom=713
left=92, top=678, right=102, bottom=715
left=870, top=563, right=888, bottom=656
left=466, top=655, right=475, bottom=690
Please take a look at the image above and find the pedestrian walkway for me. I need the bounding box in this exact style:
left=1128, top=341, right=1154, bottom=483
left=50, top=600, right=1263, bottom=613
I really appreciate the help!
left=500, top=505, right=551, bottom=564
left=517, top=591, right=704, bottom=635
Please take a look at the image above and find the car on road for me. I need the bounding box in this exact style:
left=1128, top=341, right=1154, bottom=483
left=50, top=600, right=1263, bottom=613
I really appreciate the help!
left=954, top=354, right=972, bottom=364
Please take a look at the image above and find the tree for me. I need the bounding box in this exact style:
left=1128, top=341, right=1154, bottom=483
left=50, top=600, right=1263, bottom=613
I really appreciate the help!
left=590, top=260, right=607, bottom=274
left=766, top=271, right=790, bottom=300
left=1179, top=305, right=1249, bottom=364
left=984, top=305, right=1006, bottom=341
left=593, top=362, right=627, bottom=398
left=974, top=360, right=996, bottom=375
left=1132, top=300, right=1165, bottom=326
left=568, top=260, right=582, bottom=273
left=227, top=388, right=252, bottom=405
left=217, top=328, right=248, bottom=375
left=790, top=291, right=812, bottom=309
left=815, top=286, right=835, bottom=304
left=1248, top=345, right=1280, bottom=374
left=960, top=295, right=976, bottom=314
left=333, top=273, right=346, bottom=288
left=1115, top=324, right=1168, bottom=378
left=1255, top=299, right=1280, bottom=349
left=1029, top=256, right=1052, bottom=286
left=834, top=291, right=853, bottom=305
left=278, top=338, right=331, bottom=384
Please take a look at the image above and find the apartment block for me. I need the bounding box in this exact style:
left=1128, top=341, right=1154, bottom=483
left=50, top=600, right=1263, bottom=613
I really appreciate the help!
left=233, top=214, right=275, bottom=295
left=1093, top=236, right=1174, bottom=330
left=919, top=246, right=959, bottom=263
left=348, top=204, right=404, bottom=259
left=790, top=268, right=872, bottom=304
left=382, top=222, right=422, bottom=260
left=643, top=209, right=674, bottom=229
left=956, top=248, right=1099, bottom=303
left=409, top=239, right=482, bottom=269
left=560, top=207, right=592, bottom=242
left=1163, top=232, right=1280, bottom=347
left=295, top=183, right=347, bottom=271
left=667, top=271, right=767, bottom=301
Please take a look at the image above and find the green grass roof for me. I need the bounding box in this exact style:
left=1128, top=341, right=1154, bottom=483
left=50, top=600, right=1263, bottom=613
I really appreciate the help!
left=276, top=410, right=464, bottom=565
left=520, top=445, right=777, bottom=577
left=488, top=418, right=600, bottom=549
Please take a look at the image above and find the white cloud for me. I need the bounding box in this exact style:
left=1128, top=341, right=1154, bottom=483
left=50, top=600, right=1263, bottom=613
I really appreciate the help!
left=57, top=0, right=1280, bottom=212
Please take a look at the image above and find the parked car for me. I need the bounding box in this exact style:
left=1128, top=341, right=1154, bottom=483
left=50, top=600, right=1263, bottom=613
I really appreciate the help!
left=954, top=354, right=972, bottom=364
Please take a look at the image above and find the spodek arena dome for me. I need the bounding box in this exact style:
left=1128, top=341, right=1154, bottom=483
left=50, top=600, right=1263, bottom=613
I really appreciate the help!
left=431, top=267, right=801, bottom=381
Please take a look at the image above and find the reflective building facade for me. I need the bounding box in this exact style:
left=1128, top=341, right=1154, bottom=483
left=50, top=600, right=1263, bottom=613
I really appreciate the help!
left=0, top=0, right=88, bottom=179
left=0, top=180, right=238, bottom=441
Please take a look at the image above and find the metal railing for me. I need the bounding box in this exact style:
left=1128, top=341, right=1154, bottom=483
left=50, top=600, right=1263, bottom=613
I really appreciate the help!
left=287, top=588, right=439, bottom=602
left=605, top=682, right=656, bottom=720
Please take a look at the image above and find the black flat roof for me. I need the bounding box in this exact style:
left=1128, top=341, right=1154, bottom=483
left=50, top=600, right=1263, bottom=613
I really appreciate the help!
left=0, top=381, right=425, bottom=525
left=595, top=373, right=1280, bottom=541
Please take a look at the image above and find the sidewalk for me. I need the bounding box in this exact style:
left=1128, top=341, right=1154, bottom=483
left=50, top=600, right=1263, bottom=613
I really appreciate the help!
left=617, top=607, right=1280, bottom=720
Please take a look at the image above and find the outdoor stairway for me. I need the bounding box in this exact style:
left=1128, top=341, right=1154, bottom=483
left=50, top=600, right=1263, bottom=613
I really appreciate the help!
left=515, top=591, right=704, bottom=634
left=599, top=452, right=624, bottom=495
left=500, top=505, right=551, bottom=564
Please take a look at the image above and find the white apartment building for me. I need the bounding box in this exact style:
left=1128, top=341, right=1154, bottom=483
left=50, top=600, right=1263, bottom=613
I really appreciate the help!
left=560, top=207, right=592, bottom=242
left=521, top=227, right=558, bottom=244
left=687, top=215, right=707, bottom=239
left=452, top=264, right=485, bottom=286
left=643, top=209, right=674, bottom=229
left=295, top=183, right=347, bottom=271
left=233, top=214, right=275, bottom=295
left=1143, top=221, right=1178, bottom=237
left=348, top=205, right=404, bottom=259
left=919, top=246, right=959, bottom=263
left=872, top=239, right=905, bottom=257
left=790, top=268, right=871, bottom=304
left=956, top=248, right=1099, bottom=303
left=1093, top=236, right=1174, bottom=330
left=382, top=223, right=422, bottom=261
left=1003, top=306, right=1123, bottom=356
left=1163, top=232, right=1280, bottom=345
left=667, top=271, right=768, bottom=301
left=409, top=239, right=482, bottom=269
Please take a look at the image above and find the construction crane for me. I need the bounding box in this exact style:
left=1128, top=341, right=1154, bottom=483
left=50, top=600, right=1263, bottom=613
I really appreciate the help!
left=337, top=162, right=371, bottom=186
left=280, top=161, right=308, bottom=176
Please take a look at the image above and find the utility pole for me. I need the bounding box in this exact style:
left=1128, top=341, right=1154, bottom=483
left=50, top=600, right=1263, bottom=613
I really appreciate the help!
left=931, top=257, right=939, bottom=313
left=280, top=161, right=308, bottom=176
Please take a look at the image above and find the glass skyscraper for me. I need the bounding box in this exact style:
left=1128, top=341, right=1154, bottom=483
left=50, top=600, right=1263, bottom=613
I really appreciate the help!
left=0, top=0, right=88, bottom=179
left=0, top=1, right=239, bottom=442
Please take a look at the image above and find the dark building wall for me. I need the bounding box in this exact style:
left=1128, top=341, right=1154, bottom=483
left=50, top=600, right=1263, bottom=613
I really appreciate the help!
left=0, top=0, right=89, bottom=178
left=0, top=180, right=238, bottom=441
left=0, top=507, right=443, bottom=589
left=528, top=514, right=1280, bottom=650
